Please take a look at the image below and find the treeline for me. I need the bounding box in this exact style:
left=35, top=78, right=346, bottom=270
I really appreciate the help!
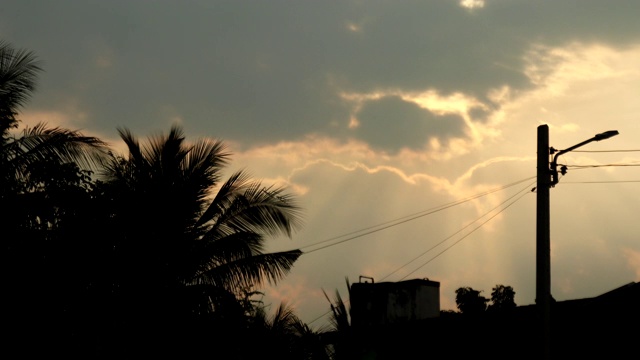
left=454, top=284, right=517, bottom=315
left=1, top=41, right=333, bottom=359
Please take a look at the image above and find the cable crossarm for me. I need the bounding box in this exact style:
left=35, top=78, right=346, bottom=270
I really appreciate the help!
left=571, top=149, right=640, bottom=153
left=300, top=175, right=536, bottom=254
left=561, top=180, right=640, bottom=184
left=563, top=163, right=640, bottom=169
left=396, top=180, right=534, bottom=281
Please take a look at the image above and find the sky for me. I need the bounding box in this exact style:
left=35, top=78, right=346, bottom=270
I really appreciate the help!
left=2, top=0, right=640, bottom=329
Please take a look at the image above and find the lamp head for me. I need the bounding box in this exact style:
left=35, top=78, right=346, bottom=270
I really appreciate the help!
left=594, top=130, right=619, bottom=141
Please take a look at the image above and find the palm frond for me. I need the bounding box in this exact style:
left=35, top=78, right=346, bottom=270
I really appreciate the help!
left=0, top=41, right=43, bottom=119
left=195, top=231, right=265, bottom=264
left=235, top=182, right=304, bottom=237
left=269, top=301, right=301, bottom=333
left=197, top=170, right=304, bottom=238
left=195, top=170, right=250, bottom=227
left=3, top=123, right=108, bottom=185
left=147, top=125, right=188, bottom=179
left=323, top=282, right=351, bottom=332
left=116, top=127, right=147, bottom=170
left=190, top=249, right=302, bottom=291
left=183, top=138, right=230, bottom=200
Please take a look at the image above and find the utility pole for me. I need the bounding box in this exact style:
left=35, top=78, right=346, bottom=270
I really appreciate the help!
left=536, top=124, right=551, bottom=360
left=536, top=125, right=618, bottom=359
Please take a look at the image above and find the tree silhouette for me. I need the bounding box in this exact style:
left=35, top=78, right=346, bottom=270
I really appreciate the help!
left=1, top=40, right=107, bottom=242
left=1, top=41, right=107, bottom=197
left=455, top=287, right=489, bottom=315
left=247, top=301, right=331, bottom=360
left=488, top=284, right=516, bottom=312
left=1, top=41, right=108, bottom=356
left=2, top=41, right=314, bottom=358
left=98, top=125, right=304, bottom=356
left=322, top=278, right=360, bottom=360
left=0, top=40, right=41, bottom=131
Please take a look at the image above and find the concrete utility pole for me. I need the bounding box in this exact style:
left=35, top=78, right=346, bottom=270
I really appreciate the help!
left=536, top=124, right=551, bottom=360
left=536, top=124, right=619, bottom=359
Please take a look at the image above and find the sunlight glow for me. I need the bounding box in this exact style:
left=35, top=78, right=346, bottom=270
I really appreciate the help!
left=460, top=0, right=485, bottom=10
left=346, top=22, right=362, bottom=33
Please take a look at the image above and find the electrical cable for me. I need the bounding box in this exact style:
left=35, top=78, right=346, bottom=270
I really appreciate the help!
left=305, top=179, right=535, bottom=326
left=379, top=180, right=535, bottom=282
left=396, top=182, right=533, bottom=281
left=301, top=176, right=536, bottom=254
left=303, top=157, right=637, bottom=326
left=303, top=176, right=535, bottom=325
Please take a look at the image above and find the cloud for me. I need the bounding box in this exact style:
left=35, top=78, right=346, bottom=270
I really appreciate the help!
left=339, top=87, right=493, bottom=158
left=351, top=95, right=465, bottom=153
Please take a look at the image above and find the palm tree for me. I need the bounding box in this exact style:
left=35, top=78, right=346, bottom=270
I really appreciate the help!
left=99, top=125, right=304, bottom=356
left=0, top=40, right=41, bottom=132
left=323, top=278, right=354, bottom=360
left=1, top=41, right=109, bottom=356
left=1, top=41, right=108, bottom=198
left=248, top=301, right=332, bottom=360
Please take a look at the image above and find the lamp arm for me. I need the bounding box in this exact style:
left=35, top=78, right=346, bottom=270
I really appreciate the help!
left=548, top=130, right=618, bottom=187
left=550, top=137, right=597, bottom=187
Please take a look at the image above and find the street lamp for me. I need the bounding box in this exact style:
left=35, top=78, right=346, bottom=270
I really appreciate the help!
left=536, top=125, right=619, bottom=359
left=550, top=130, right=619, bottom=186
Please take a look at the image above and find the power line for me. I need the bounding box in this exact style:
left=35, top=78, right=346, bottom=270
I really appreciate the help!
left=379, top=180, right=535, bottom=282
left=301, top=176, right=536, bottom=254
left=302, top=177, right=535, bottom=326
left=305, top=172, right=629, bottom=325
left=303, top=163, right=635, bottom=325
left=396, top=182, right=533, bottom=281
left=306, top=180, right=535, bottom=326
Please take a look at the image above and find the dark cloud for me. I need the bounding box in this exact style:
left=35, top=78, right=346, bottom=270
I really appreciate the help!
left=2, top=0, right=639, bottom=145
left=352, top=96, right=465, bottom=153
left=469, top=106, right=492, bottom=124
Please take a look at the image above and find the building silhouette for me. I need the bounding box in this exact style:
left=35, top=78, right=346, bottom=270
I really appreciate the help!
left=337, top=278, right=639, bottom=359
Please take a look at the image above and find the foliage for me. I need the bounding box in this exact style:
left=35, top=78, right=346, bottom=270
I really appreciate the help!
left=2, top=40, right=321, bottom=358
left=1, top=42, right=109, bottom=355
left=455, top=284, right=517, bottom=315
left=1, top=42, right=107, bottom=195
left=322, top=278, right=364, bottom=360
left=455, top=287, right=489, bottom=315
left=97, top=125, right=305, bottom=355
left=0, top=40, right=42, bottom=129
left=323, top=277, right=352, bottom=333
left=488, top=284, right=517, bottom=312
left=245, top=301, right=331, bottom=360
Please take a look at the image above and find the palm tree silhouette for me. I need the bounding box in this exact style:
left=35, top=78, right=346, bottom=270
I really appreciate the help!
left=100, top=125, right=304, bottom=355
left=1, top=41, right=108, bottom=198
left=1, top=40, right=109, bottom=356
left=249, top=301, right=331, bottom=359
left=0, top=40, right=40, bottom=132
